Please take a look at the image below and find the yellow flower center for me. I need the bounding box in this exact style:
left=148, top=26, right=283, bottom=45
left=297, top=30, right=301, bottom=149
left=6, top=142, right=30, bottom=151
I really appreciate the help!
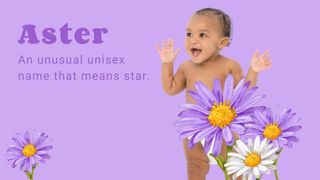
left=245, top=152, right=261, bottom=167
left=207, top=101, right=237, bottom=128
left=263, top=123, right=282, bottom=140
left=22, top=144, right=37, bottom=157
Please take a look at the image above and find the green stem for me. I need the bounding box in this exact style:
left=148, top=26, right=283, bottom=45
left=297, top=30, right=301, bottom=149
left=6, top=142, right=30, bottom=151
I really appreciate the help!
left=223, top=169, right=230, bottom=180
left=274, top=169, right=279, bottom=180
left=274, top=148, right=283, bottom=180
left=25, top=165, right=36, bottom=180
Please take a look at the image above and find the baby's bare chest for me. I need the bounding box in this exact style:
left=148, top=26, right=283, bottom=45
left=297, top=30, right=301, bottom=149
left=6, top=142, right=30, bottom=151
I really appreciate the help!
left=184, top=64, right=230, bottom=102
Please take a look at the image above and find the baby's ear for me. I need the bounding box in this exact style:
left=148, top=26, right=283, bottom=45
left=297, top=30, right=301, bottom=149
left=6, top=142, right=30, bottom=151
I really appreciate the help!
left=218, top=37, right=230, bottom=49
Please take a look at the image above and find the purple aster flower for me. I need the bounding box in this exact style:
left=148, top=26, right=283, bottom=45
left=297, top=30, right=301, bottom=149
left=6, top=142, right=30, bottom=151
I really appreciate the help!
left=7, top=130, right=53, bottom=174
left=244, top=106, right=301, bottom=148
left=174, top=74, right=266, bottom=157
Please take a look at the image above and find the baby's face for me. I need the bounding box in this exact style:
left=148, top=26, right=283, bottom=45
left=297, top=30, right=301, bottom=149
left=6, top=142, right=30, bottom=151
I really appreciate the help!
left=184, top=14, right=226, bottom=64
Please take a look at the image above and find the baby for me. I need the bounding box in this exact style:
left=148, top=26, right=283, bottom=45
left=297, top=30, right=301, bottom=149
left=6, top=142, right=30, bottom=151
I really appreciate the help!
left=156, top=8, right=272, bottom=180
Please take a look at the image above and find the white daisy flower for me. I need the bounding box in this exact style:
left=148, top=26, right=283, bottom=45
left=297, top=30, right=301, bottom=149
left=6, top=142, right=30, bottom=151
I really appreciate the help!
left=224, top=136, right=279, bottom=180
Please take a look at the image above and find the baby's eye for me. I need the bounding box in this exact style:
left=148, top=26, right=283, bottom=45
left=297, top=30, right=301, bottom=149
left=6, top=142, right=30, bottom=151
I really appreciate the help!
left=186, top=32, right=193, bottom=37
left=200, top=33, right=207, bottom=38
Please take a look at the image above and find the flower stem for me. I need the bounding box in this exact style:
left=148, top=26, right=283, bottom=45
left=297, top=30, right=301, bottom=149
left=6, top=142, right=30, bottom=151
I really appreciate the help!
left=223, top=169, right=230, bottom=180
left=274, top=148, right=283, bottom=180
left=25, top=165, right=36, bottom=180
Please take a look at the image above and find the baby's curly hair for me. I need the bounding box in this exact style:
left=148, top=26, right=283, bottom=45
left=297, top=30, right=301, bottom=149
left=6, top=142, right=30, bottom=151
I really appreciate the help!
left=196, top=8, right=232, bottom=46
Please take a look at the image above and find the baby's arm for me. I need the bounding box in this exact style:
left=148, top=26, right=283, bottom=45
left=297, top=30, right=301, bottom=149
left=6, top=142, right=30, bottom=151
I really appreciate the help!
left=156, top=39, right=186, bottom=95
left=245, top=50, right=272, bottom=87
left=231, top=50, right=272, bottom=88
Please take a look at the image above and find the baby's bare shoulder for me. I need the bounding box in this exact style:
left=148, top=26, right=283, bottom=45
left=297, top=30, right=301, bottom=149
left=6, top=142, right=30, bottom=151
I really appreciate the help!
left=221, top=56, right=242, bottom=71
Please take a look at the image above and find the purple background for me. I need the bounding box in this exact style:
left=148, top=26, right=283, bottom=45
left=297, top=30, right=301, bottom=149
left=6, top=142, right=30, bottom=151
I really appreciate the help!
left=1, top=0, right=319, bottom=179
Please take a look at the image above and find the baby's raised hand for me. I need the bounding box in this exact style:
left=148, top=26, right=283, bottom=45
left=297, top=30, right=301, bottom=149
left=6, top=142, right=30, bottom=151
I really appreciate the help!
left=155, top=39, right=180, bottom=63
left=250, top=50, right=272, bottom=72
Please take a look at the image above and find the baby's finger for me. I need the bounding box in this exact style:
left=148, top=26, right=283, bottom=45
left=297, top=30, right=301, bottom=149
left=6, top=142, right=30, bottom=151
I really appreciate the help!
left=252, top=50, right=259, bottom=59
left=174, top=48, right=180, bottom=56
left=262, top=50, right=269, bottom=60
left=168, top=39, right=173, bottom=49
left=155, top=44, right=161, bottom=54
left=163, top=39, right=168, bottom=49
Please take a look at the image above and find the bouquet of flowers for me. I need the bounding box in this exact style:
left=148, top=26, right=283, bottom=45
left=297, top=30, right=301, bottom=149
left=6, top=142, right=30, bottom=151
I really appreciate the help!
left=174, top=75, right=301, bottom=180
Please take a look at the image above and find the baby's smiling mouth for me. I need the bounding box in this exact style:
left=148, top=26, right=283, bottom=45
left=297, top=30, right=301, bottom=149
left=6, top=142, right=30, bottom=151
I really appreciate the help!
left=191, top=48, right=202, bottom=57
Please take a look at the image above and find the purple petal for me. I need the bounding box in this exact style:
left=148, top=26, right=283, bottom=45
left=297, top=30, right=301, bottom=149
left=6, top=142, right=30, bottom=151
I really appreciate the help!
left=15, top=134, right=27, bottom=147
left=245, top=123, right=264, bottom=131
left=245, top=128, right=262, bottom=135
left=204, top=130, right=216, bottom=153
left=272, top=139, right=280, bottom=147
left=179, top=129, right=200, bottom=139
left=280, top=132, right=295, bottom=137
left=11, top=155, right=24, bottom=168
left=212, top=131, right=223, bottom=157
left=286, top=136, right=299, bottom=143
left=281, top=116, right=300, bottom=130
left=39, top=154, right=51, bottom=159
left=283, top=125, right=302, bottom=133
left=194, top=81, right=215, bottom=105
left=11, top=137, right=24, bottom=149
left=181, top=103, right=209, bottom=115
left=253, top=110, right=269, bottom=127
left=193, top=126, right=217, bottom=144
left=20, top=158, right=30, bottom=172
left=236, top=94, right=266, bottom=114
left=278, top=108, right=292, bottom=127
left=236, top=86, right=258, bottom=108
left=35, top=134, right=48, bottom=148
left=283, top=141, right=293, bottom=148
left=278, top=137, right=288, bottom=146
left=238, top=106, right=266, bottom=116
left=178, top=109, right=207, bottom=119
left=189, top=90, right=211, bottom=110
left=222, top=126, right=234, bottom=146
left=213, top=79, right=223, bottom=102
left=272, top=105, right=281, bottom=122
left=230, top=123, right=246, bottom=135
left=174, top=117, right=208, bottom=127
left=7, top=147, right=22, bottom=153
left=38, top=145, right=53, bottom=151
left=233, top=116, right=253, bottom=124
left=25, top=131, right=31, bottom=144
left=223, top=75, right=234, bottom=101
left=188, top=133, right=198, bottom=149
left=231, top=81, right=250, bottom=107
left=176, top=122, right=210, bottom=133
left=230, top=79, right=245, bottom=105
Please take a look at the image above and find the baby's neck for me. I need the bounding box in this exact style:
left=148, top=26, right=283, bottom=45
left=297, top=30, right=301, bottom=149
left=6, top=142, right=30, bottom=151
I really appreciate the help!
left=201, top=53, right=222, bottom=65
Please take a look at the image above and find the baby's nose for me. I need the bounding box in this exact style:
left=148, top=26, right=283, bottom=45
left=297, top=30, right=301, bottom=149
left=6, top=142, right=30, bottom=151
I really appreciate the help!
left=189, top=37, right=198, bottom=44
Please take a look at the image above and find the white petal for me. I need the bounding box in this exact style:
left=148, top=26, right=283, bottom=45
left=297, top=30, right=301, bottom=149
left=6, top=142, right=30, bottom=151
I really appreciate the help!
left=228, top=152, right=246, bottom=160
left=261, top=147, right=279, bottom=159
left=233, top=144, right=246, bottom=157
left=247, top=171, right=253, bottom=180
left=227, top=166, right=243, bottom=175
left=247, top=138, right=254, bottom=151
left=261, top=160, right=274, bottom=165
left=258, top=165, right=271, bottom=174
left=253, top=167, right=260, bottom=177
left=267, top=154, right=279, bottom=161
left=225, top=161, right=244, bottom=167
left=260, top=143, right=274, bottom=155
left=266, top=164, right=277, bottom=170
left=254, top=136, right=261, bottom=152
left=236, top=140, right=251, bottom=156
left=258, top=138, right=269, bottom=154
left=236, top=166, right=251, bottom=177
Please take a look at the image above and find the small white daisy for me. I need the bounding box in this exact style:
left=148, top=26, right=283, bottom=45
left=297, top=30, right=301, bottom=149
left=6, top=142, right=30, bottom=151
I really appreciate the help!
left=224, top=136, right=279, bottom=180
